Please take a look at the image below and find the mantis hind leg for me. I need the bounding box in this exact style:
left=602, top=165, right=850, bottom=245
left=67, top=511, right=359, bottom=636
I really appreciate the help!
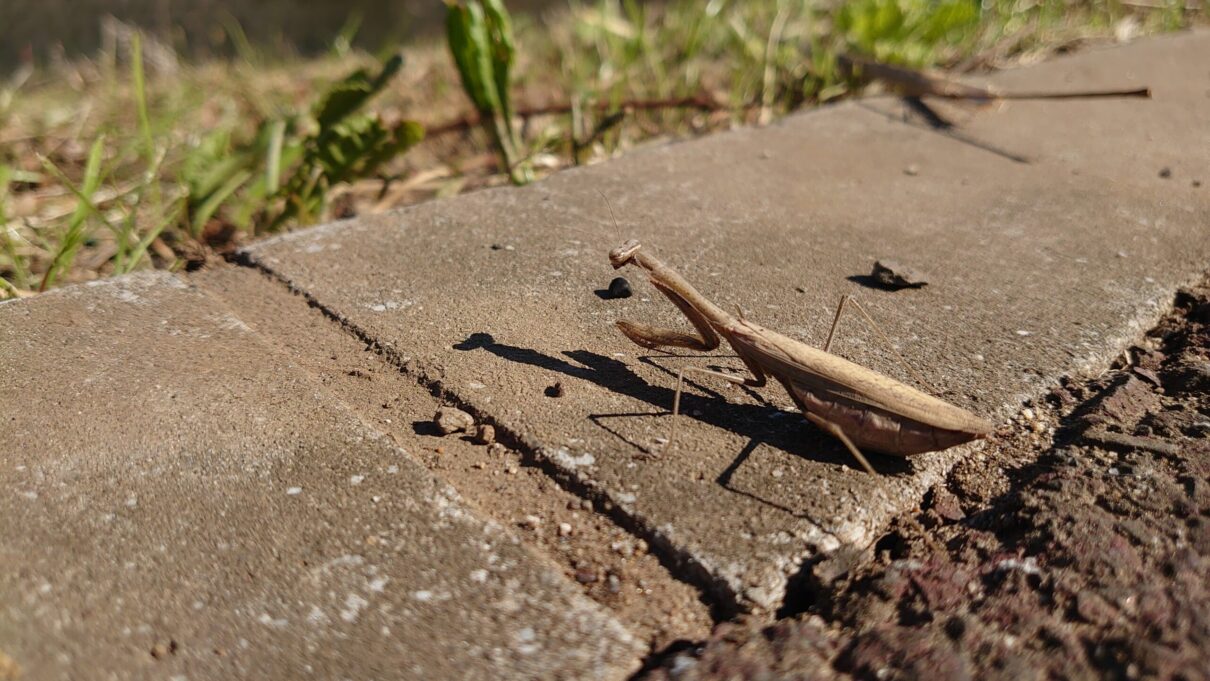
left=823, top=294, right=936, bottom=394
left=803, top=411, right=879, bottom=475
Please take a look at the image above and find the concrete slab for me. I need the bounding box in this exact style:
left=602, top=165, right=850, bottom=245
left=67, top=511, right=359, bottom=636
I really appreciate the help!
left=0, top=273, right=642, bottom=680
left=242, top=31, right=1210, bottom=612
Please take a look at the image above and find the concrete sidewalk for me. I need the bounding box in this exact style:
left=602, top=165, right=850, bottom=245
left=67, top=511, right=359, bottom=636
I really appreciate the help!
left=2, top=30, right=1208, bottom=679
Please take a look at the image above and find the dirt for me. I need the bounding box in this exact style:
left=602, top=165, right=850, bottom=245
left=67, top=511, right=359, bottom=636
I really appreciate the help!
left=639, top=282, right=1210, bottom=680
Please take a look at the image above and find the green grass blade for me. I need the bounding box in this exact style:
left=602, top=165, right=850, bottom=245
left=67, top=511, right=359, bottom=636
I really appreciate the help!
left=265, top=118, right=287, bottom=194
left=131, top=34, right=155, bottom=162
left=122, top=198, right=184, bottom=274
left=38, top=137, right=108, bottom=291
left=192, top=169, right=253, bottom=234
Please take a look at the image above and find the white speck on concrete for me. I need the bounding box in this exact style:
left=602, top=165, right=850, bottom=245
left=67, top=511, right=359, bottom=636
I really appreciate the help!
left=350, top=475, right=365, bottom=485
left=1016, top=329, right=1032, bottom=336
left=366, top=300, right=414, bottom=313
left=258, top=613, right=289, bottom=628
left=386, top=465, right=399, bottom=474
left=412, top=590, right=433, bottom=602
left=368, top=577, right=388, bottom=592
left=286, top=486, right=302, bottom=496
left=470, top=569, right=488, bottom=583
left=616, top=492, right=636, bottom=505
left=340, top=594, right=369, bottom=623
left=548, top=447, right=595, bottom=468
left=125, top=495, right=138, bottom=508
left=19, top=490, right=37, bottom=500
left=307, top=606, right=329, bottom=625
left=467, top=381, right=486, bottom=390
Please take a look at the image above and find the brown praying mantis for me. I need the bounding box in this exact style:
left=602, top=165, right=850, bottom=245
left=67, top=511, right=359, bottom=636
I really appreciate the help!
left=608, top=240, right=993, bottom=474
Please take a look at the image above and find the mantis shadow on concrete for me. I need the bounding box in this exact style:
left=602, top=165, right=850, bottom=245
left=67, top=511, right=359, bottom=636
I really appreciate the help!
left=454, top=332, right=912, bottom=513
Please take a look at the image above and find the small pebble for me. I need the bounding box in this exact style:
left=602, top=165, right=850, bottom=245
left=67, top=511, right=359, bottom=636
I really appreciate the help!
left=520, top=515, right=542, bottom=530
left=487, top=443, right=507, bottom=457
left=606, top=277, right=633, bottom=299
left=545, top=382, right=565, bottom=398
left=606, top=573, right=622, bottom=594
left=473, top=424, right=496, bottom=445
left=558, top=522, right=573, bottom=537
left=1021, top=407, right=1035, bottom=420
left=434, top=407, right=474, bottom=435
left=904, top=164, right=920, bottom=176
left=1158, top=167, right=1172, bottom=179
left=150, top=640, right=178, bottom=659
left=575, top=568, right=598, bottom=584
left=872, top=259, right=928, bottom=289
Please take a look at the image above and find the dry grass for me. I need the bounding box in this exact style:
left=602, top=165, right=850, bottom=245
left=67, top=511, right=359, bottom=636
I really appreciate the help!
left=1, top=0, right=1203, bottom=298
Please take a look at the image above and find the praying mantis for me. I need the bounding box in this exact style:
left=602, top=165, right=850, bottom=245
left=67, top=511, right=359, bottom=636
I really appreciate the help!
left=608, top=239, right=993, bottom=474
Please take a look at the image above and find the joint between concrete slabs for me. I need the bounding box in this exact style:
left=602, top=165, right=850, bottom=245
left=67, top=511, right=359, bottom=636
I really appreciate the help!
left=224, top=252, right=750, bottom=617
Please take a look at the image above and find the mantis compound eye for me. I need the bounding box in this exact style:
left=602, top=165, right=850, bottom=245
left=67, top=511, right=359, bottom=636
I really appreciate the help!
left=609, top=240, right=643, bottom=269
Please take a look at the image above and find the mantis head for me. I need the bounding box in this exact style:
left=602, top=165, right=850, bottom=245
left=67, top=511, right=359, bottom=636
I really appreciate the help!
left=609, top=240, right=643, bottom=269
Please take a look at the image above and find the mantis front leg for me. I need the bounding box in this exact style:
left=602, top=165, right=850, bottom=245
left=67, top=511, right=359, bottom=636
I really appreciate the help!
left=616, top=276, right=768, bottom=446
left=616, top=278, right=722, bottom=352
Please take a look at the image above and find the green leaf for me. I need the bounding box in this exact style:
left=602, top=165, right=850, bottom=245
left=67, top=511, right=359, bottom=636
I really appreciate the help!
left=314, top=54, right=403, bottom=129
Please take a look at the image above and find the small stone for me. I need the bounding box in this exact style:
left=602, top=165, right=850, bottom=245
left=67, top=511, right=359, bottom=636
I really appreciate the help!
left=611, top=540, right=635, bottom=558
left=487, top=443, right=507, bottom=457
left=1193, top=179, right=1202, bottom=188
left=580, top=499, right=593, bottom=511
left=606, top=573, right=622, bottom=594
left=1158, top=166, right=1172, bottom=179
left=473, top=424, right=496, bottom=445
left=150, top=639, right=178, bottom=659
left=520, top=515, right=542, bottom=530
left=872, top=259, right=929, bottom=289
left=434, top=407, right=474, bottom=435
left=575, top=568, right=598, bottom=584
left=605, top=277, right=633, bottom=299
left=558, top=522, right=573, bottom=537
left=1021, top=407, right=1035, bottom=420
left=904, top=164, right=920, bottom=176
left=545, top=382, right=565, bottom=398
